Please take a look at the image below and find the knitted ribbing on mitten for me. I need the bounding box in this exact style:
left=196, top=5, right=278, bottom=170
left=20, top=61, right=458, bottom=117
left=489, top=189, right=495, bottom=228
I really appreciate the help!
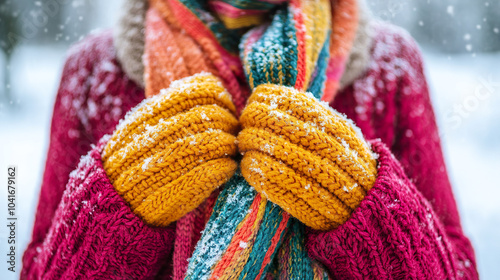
left=102, top=74, right=239, bottom=226
left=239, top=84, right=377, bottom=230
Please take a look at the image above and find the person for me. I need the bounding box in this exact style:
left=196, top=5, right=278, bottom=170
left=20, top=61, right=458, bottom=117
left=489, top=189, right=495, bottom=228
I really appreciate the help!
left=22, top=0, right=479, bottom=279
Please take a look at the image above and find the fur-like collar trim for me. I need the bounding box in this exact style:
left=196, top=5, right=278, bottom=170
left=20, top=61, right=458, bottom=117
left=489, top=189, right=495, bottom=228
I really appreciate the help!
left=113, top=0, right=373, bottom=90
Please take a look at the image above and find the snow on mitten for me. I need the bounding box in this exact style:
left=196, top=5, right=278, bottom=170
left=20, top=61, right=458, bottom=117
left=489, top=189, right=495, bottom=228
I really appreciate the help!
left=238, top=84, right=378, bottom=230
left=102, top=74, right=239, bottom=227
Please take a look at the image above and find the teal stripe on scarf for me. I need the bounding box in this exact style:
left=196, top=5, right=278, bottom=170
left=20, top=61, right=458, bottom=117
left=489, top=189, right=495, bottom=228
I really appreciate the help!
left=178, top=0, right=243, bottom=51
left=238, top=202, right=290, bottom=279
left=307, top=32, right=331, bottom=99
left=241, top=6, right=298, bottom=88
left=281, top=220, right=316, bottom=279
left=185, top=172, right=255, bottom=280
left=216, top=0, right=278, bottom=10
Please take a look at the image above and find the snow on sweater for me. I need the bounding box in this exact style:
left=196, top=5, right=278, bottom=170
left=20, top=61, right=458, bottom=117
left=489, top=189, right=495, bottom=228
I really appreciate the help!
left=21, top=23, right=478, bottom=279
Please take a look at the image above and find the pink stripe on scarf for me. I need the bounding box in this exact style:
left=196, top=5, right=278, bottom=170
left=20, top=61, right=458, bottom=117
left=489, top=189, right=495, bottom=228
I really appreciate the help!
left=209, top=1, right=268, bottom=18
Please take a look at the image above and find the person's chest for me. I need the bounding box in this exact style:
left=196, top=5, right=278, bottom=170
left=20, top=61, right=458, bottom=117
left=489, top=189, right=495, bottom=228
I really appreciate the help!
left=79, top=50, right=399, bottom=278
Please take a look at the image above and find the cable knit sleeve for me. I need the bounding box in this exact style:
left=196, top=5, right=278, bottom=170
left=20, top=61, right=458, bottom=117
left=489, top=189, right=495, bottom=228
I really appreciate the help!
left=389, top=27, right=465, bottom=232
left=22, top=37, right=97, bottom=279
left=306, top=25, right=478, bottom=279
left=306, top=140, right=477, bottom=279
left=21, top=138, right=175, bottom=279
left=22, top=32, right=175, bottom=279
left=390, top=27, right=478, bottom=278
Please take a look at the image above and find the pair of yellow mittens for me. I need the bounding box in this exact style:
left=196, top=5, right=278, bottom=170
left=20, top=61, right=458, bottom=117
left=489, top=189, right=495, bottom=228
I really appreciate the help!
left=102, top=74, right=377, bottom=230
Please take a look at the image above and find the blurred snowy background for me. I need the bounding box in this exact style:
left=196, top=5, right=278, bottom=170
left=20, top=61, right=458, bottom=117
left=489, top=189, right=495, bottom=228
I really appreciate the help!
left=0, top=0, right=499, bottom=279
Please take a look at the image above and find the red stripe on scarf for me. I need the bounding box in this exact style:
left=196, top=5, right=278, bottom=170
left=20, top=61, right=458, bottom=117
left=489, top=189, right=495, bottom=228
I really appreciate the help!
left=290, top=0, right=306, bottom=90
left=209, top=194, right=264, bottom=279
left=254, top=211, right=291, bottom=280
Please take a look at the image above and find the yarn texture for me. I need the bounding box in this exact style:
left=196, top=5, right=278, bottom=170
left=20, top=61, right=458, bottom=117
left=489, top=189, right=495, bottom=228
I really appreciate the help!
left=168, top=0, right=365, bottom=278
left=102, top=74, right=239, bottom=226
left=239, top=84, right=377, bottom=230
left=21, top=3, right=479, bottom=279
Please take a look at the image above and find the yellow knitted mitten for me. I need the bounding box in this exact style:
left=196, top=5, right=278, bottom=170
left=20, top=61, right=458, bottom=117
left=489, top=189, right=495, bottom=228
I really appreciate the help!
left=102, top=74, right=239, bottom=227
left=238, top=84, right=378, bottom=231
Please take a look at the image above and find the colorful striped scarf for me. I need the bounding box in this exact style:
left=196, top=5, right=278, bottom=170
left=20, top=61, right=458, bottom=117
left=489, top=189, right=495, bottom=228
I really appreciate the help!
left=143, top=0, right=359, bottom=279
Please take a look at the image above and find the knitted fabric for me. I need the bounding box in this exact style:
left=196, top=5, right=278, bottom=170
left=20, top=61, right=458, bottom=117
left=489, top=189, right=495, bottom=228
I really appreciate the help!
left=144, top=0, right=358, bottom=111
left=185, top=173, right=330, bottom=280
left=102, top=74, right=239, bottom=226
left=109, top=0, right=367, bottom=277
left=240, top=0, right=332, bottom=96
left=323, top=0, right=359, bottom=101
left=186, top=87, right=376, bottom=279
left=144, top=0, right=249, bottom=111
left=175, top=0, right=366, bottom=278
left=22, top=27, right=479, bottom=279
left=239, top=84, right=377, bottom=230
left=209, top=0, right=288, bottom=30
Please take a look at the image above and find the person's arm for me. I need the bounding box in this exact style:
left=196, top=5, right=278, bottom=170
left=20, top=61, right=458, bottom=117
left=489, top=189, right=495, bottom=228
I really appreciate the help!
left=25, top=38, right=95, bottom=254
left=22, top=38, right=99, bottom=278
left=390, top=29, right=477, bottom=278
left=22, top=37, right=177, bottom=279
left=22, top=139, right=176, bottom=279
left=305, top=31, right=477, bottom=279
left=22, top=72, right=238, bottom=279
left=238, top=80, right=478, bottom=278
left=306, top=139, right=477, bottom=279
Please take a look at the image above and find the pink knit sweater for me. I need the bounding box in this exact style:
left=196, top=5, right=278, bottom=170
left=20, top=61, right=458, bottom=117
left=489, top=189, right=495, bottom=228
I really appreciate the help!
left=22, top=23, right=478, bottom=279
